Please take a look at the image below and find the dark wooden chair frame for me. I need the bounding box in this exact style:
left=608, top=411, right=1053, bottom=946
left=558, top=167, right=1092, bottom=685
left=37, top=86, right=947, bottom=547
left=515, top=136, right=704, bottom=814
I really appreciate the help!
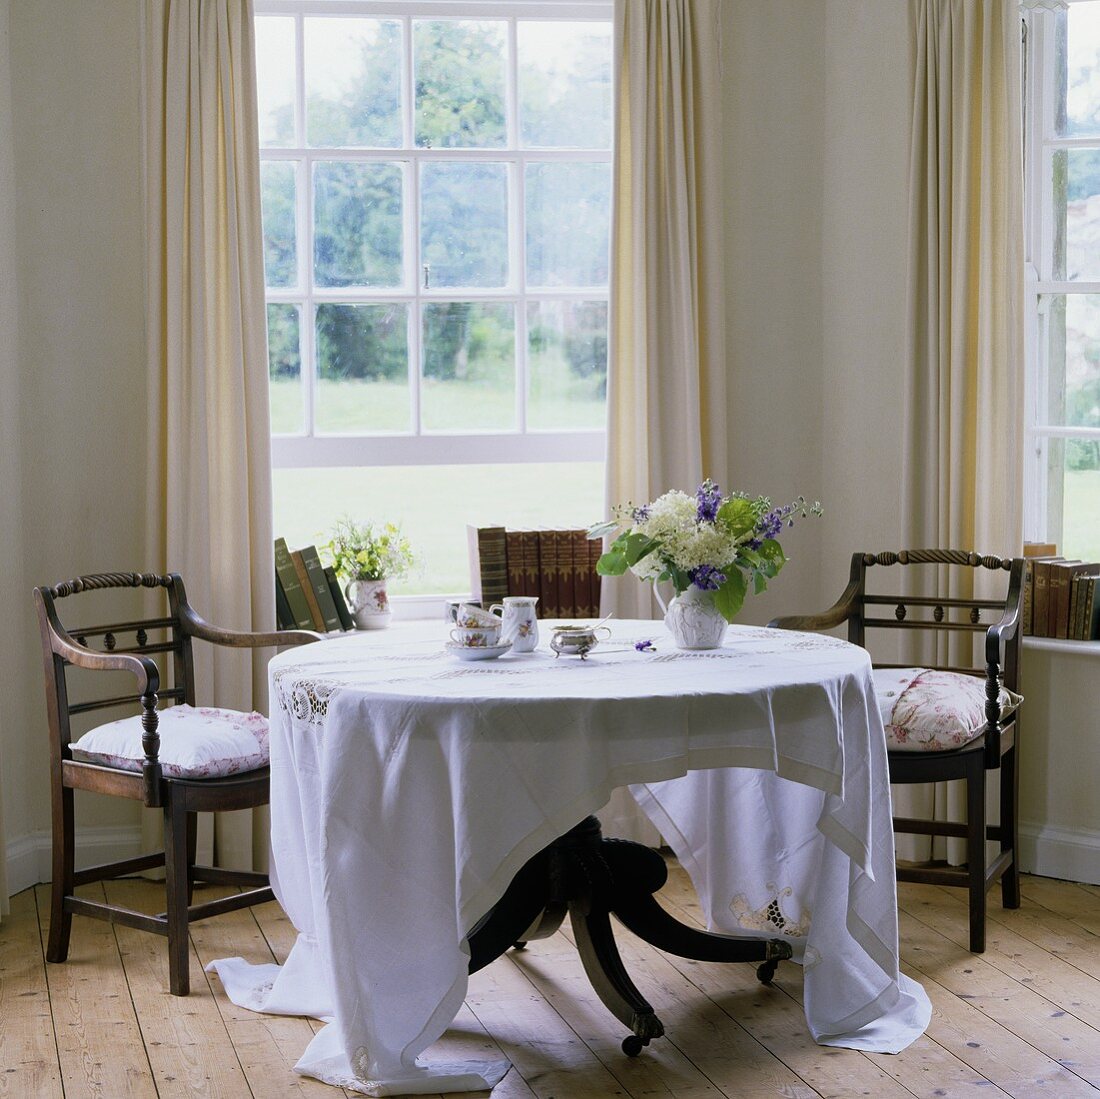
left=34, top=571, right=320, bottom=994
left=768, top=549, right=1025, bottom=952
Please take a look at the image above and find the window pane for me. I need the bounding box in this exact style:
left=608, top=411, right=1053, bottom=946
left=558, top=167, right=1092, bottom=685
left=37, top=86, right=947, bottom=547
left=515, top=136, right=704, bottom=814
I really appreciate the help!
left=1043, top=295, right=1100, bottom=428
left=256, top=16, right=296, bottom=147
left=526, top=163, right=610, bottom=287
left=414, top=20, right=506, bottom=148
left=273, top=461, right=604, bottom=594
left=1043, top=441, right=1100, bottom=562
left=1057, top=2, right=1100, bottom=138
left=518, top=22, right=612, bottom=148
left=527, top=301, right=607, bottom=429
left=261, top=161, right=297, bottom=288
left=420, top=163, right=508, bottom=287
left=315, top=304, right=410, bottom=433
left=313, top=162, right=404, bottom=288
left=268, top=304, right=302, bottom=434
left=422, top=303, right=515, bottom=430
left=1052, top=149, right=1100, bottom=280
left=305, top=18, right=402, bottom=148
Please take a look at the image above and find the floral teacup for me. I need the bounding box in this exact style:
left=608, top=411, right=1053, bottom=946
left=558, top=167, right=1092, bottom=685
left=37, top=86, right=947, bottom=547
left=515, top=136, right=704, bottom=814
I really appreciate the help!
left=455, top=603, right=500, bottom=629
left=450, top=623, right=502, bottom=648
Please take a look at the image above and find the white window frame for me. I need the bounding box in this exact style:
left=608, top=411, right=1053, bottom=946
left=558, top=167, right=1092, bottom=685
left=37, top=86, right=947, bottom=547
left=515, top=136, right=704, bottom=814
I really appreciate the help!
left=1022, top=0, right=1100, bottom=547
left=256, top=0, right=613, bottom=471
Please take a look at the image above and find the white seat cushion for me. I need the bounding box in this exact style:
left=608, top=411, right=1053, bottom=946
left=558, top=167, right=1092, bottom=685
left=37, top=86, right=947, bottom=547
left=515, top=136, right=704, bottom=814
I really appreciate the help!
left=873, top=667, right=1023, bottom=753
left=70, top=704, right=269, bottom=779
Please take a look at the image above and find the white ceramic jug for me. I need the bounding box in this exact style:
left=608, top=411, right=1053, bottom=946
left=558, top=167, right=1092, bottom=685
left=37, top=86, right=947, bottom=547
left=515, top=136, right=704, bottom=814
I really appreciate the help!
left=489, top=596, right=539, bottom=652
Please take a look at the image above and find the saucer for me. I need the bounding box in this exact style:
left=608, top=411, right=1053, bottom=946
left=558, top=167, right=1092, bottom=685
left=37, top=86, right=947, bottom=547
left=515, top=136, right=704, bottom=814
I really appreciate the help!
left=445, top=640, right=513, bottom=662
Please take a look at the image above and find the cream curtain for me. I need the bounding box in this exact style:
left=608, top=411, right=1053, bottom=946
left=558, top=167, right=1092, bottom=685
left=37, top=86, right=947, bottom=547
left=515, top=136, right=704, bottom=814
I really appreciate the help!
left=897, top=0, right=1025, bottom=861
left=0, top=0, right=15, bottom=922
left=603, top=0, right=728, bottom=621
left=143, top=0, right=275, bottom=872
left=600, top=0, right=727, bottom=844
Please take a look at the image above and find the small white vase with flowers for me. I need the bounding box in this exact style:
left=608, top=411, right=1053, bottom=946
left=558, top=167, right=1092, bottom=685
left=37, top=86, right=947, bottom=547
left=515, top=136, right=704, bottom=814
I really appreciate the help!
left=325, top=516, right=416, bottom=630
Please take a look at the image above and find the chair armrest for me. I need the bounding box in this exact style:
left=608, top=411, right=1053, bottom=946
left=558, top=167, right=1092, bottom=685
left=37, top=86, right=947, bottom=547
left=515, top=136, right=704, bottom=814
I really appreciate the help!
left=766, top=581, right=861, bottom=632
left=179, top=604, right=323, bottom=649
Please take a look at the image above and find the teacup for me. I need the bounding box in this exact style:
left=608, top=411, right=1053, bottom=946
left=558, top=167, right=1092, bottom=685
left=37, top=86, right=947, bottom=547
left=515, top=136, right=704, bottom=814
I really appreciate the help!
left=454, top=603, right=499, bottom=629
left=450, top=623, right=502, bottom=648
left=445, top=599, right=480, bottom=623
left=549, top=625, right=611, bottom=659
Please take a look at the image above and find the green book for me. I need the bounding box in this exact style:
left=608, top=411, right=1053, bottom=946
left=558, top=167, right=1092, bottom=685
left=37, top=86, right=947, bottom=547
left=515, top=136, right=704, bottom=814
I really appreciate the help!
left=300, top=545, right=343, bottom=633
left=274, top=575, right=295, bottom=630
left=274, top=537, right=315, bottom=630
left=325, top=566, right=355, bottom=631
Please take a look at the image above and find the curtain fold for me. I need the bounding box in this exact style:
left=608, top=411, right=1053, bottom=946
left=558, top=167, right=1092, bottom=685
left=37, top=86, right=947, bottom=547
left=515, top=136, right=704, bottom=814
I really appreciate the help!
left=897, top=0, right=1025, bottom=862
left=603, top=0, right=728, bottom=621
left=143, top=0, right=274, bottom=872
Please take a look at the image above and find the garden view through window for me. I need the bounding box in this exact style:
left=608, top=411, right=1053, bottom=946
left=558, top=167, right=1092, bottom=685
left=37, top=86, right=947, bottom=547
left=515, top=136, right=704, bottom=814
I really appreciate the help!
left=256, top=4, right=612, bottom=595
left=1026, top=0, right=1100, bottom=564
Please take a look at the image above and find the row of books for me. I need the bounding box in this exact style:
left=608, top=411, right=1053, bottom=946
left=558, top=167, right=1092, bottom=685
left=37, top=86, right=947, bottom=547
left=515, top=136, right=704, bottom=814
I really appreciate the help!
left=468, top=526, right=602, bottom=619
left=1022, top=545, right=1100, bottom=640
left=274, top=537, right=354, bottom=633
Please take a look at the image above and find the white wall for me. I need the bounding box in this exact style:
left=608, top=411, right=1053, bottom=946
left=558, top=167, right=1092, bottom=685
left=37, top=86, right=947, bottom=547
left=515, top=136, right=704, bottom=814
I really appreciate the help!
left=722, top=0, right=827, bottom=624
left=2, top=0, right=148, bottom=891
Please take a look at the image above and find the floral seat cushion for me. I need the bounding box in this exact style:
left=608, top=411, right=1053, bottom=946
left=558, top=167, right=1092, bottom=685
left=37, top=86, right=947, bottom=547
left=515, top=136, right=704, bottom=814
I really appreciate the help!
left=69, top=704, right=269, bottom=779
left=873, top=668, right=1023, bottom=753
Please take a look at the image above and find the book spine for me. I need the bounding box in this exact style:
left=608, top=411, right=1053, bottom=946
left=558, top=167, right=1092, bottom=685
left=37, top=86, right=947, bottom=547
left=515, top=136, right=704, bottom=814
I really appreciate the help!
left=519, top=531, right=540, bottom=601
left=301, top=545, right=343, bottom=632
left=1069, top=575, right=1083, bottom=640
left=325, top=566, right=354, bottom=631
left=588, top=535, right=603, bottom=617
left=1051, top=565, right=1075, bottom=639
left=291, top=549, right=326, bottom=630
left=1033, top=562, right=1054, bottom=638
left=478, top=526, right=509, bottom=610
left=554, top=530, right=575, bottom=619
left=275, top=575, right=295, bottom=630
left=537, top=530, right=559, bottom=619
left=1088, top=578, right=1100, bottom=640
left=571, top=529, right=593, bottom=617
left=275, top=537, right=316, bottom=630
left=506, top=531, right=526, bottom=597
left=1021, top=560, right=1034, bottom=636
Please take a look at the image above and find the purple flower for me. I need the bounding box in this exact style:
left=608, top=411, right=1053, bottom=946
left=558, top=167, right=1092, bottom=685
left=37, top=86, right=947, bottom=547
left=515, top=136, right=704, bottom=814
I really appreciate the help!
left=696, top=479, right=722, bottom=523
left=634, top=638, right=656, bottom=652
left=690, top=564, right=726, bottom=590
left=756, top=509, right=783, bottom=541
left=631, top=504, right=651, bottom=523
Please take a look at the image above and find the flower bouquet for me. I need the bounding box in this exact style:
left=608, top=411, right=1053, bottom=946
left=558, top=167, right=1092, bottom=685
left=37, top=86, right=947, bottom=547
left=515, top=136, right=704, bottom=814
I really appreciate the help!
left=589, top=480, right=821, bottom=649
left=325, top=517, right=416, bottom=629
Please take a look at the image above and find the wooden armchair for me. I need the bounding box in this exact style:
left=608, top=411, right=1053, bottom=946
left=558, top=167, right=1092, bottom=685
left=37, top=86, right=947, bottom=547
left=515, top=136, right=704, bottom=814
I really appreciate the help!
left=34, top=571, right=320, bottom=994
left=768, top=550, right=1025, bottom=952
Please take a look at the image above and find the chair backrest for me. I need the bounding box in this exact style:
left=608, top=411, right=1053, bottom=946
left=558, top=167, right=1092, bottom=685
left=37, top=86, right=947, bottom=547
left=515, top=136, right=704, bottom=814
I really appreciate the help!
left=34, top=573, right=199, bottom=794
left=841, top=550, right=1025, bottom=695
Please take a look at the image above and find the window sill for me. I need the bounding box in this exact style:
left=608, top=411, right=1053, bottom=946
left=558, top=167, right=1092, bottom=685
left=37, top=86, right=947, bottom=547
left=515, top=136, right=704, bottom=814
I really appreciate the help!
left=1022, top=636, right=1100, bottom=657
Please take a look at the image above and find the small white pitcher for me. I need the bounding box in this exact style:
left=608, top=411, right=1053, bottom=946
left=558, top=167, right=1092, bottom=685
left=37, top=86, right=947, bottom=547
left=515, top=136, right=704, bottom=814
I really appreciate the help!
left=345, top=578, right=391, bottom=630
left=489, top=596, right=539, bottom=652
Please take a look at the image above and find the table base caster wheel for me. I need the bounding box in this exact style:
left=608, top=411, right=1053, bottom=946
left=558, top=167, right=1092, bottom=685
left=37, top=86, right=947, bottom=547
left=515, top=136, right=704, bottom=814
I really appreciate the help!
left=621, top=1034, right=649, bottom=1057
left=756, top=959, right=779, bottom=985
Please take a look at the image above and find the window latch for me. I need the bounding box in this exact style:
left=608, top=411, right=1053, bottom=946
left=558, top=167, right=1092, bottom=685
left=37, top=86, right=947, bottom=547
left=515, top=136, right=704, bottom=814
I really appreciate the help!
left=423, top=263, right=431, bottom=290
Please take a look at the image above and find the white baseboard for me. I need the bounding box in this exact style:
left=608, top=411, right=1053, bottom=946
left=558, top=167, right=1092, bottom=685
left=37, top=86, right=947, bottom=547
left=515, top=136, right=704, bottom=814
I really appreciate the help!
left=1019, top=820, right=1100, bottom=885
left=5, top=826, right=143, bottom=898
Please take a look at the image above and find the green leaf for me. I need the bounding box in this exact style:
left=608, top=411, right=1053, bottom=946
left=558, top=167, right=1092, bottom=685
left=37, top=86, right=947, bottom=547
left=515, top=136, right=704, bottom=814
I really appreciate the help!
left=596, top=550, right=628, bottom=576
left=758, top=538, right=787, bottom=573
left=587, top=520, right=618, bottom=540
left=713, top=570, right=747, bottom=621
left=717, top=498, right=757, bottom=537
left=622, top=533, right=657, bottom=567
left=753, top=569, right=768, bottom=595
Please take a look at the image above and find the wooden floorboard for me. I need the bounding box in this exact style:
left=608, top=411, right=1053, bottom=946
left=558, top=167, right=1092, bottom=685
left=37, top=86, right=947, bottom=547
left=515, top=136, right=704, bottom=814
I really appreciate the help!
left=3, top=871, right=1100, bottom=1098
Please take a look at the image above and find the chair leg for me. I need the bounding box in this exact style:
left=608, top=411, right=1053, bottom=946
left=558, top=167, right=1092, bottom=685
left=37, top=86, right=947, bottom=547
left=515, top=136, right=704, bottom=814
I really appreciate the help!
left=185, top=812, right=198, bottom=906
left=47, top=785, right=75, bottom=964
left=164, top=798, right=191, bottom=996
left=966, top=759, right=987, bottom=953
left=1000, top=744, right=1021, bottom=910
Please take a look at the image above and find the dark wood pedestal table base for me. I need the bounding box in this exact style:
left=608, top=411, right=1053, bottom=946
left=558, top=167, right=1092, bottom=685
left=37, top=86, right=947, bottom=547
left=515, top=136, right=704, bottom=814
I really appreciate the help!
left=466, top=815, right=793, bottom=1057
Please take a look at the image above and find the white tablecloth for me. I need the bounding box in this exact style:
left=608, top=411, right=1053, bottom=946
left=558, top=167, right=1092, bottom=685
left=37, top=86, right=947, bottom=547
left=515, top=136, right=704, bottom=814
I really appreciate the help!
left=208, top=621, right=930, bottom=1095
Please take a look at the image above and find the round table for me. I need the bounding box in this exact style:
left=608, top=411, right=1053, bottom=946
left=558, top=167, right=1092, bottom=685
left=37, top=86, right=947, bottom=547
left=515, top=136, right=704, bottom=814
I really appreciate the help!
left=208, top=620, right=931, bottom=1096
